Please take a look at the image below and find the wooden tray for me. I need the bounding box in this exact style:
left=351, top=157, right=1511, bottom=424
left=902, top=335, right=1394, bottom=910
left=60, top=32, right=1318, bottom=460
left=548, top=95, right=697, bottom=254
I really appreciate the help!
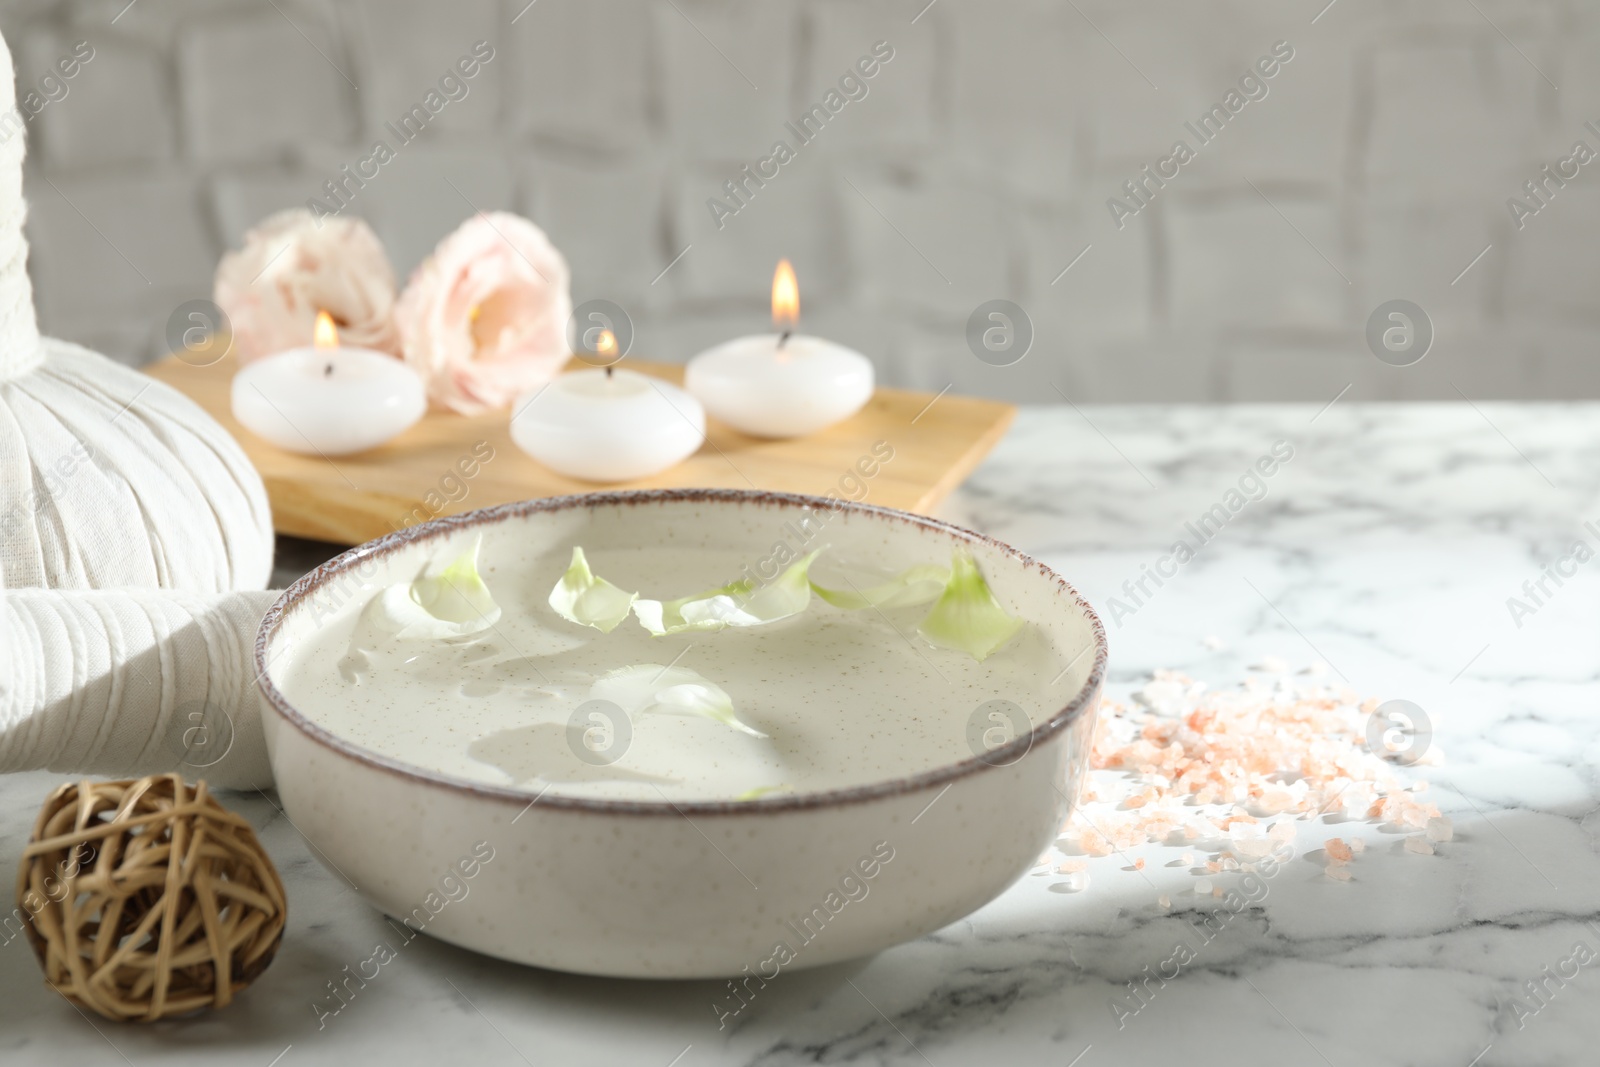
left=144, top=356, right=1016, bottom=545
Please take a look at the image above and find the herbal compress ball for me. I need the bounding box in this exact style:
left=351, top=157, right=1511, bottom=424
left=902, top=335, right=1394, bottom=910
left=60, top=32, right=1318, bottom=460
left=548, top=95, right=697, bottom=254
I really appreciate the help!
left=0, top=26, right=279, bottom=789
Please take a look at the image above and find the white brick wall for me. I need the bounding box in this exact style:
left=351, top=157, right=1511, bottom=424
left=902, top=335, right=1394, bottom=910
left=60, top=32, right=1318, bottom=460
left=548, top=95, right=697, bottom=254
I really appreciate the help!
left=4, top=0, right=1596, bottom=402
left=178, top=12, right=355, bottom=162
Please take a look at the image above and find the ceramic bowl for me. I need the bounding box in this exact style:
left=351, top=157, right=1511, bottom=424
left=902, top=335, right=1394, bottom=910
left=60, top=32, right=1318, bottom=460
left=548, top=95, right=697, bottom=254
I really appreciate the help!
left=255, top=489, right=1106, bottom=979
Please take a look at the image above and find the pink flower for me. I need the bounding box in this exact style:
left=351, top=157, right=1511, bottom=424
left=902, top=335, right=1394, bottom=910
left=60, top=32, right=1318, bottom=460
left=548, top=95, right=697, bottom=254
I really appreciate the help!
left=214, top=209, right=400, bottom=363
left=395, top=212, right=573, bottom=415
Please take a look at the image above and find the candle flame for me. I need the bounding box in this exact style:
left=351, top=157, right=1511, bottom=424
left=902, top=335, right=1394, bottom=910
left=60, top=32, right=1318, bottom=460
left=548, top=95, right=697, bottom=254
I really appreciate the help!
left=313, top=310, right=339, bottom=350
left=595, top=329, right=617, bottom=358
left=771, top=259, right=799, bottom=332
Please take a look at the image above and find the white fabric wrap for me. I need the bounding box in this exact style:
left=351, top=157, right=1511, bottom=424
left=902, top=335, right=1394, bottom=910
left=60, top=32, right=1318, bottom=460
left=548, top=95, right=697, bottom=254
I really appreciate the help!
left=0, top=24, right=38, bottom=384
left=0, top=584, right=279, bottom=788
left=0, top=29, right=279, bottom=788
left=1, top=339, right=274, bottom=591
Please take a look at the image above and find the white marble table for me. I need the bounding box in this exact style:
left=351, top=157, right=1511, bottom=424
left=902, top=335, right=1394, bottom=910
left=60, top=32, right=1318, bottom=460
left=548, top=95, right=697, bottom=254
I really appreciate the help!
left=4, top=403, right=1598, bottom=1066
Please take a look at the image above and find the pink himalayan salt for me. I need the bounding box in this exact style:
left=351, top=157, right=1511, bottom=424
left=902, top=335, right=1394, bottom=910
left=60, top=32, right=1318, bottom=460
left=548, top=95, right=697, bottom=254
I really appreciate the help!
left=1257, top=785, right=1297, bottom=814
left=1324, top=838, right=1354, bottom=863
left=1229, top=824, right=1276, bottom=859
left=1325, top=865, right=1352, bottom=882
left=1070, top=673, right=1442, bottom=850
left=1426, top=817, right=1453, bottom=843
left=1404, top=836, right=1435, bottom=856
left=1054, top=671, right=1444, bottom=894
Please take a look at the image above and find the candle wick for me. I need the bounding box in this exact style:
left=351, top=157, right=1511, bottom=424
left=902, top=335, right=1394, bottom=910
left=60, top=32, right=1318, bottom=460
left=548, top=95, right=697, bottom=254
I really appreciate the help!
left=605, top=365, right=614, bottom=379
left=777, top=330, right=791, bottom=349
left=324, top=362, right=334, bottom=377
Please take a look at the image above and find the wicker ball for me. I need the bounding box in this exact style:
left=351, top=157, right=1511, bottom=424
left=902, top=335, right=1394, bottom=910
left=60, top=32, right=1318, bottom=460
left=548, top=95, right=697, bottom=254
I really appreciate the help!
left=14, top=774, right=287, bottom=1021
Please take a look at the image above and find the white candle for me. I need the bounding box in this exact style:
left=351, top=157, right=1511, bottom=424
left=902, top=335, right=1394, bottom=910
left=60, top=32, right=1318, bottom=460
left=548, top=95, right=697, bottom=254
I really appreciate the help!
left=510, top=335, right=705, bottom=483
left=232, top=311, right=426, bottom=456
left=685, top=259, right=873, bottom=439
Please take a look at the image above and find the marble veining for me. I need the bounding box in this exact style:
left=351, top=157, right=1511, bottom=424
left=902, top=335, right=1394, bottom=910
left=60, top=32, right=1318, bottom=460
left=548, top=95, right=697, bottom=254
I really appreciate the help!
left=3, top=402, right=1598, bottom=1065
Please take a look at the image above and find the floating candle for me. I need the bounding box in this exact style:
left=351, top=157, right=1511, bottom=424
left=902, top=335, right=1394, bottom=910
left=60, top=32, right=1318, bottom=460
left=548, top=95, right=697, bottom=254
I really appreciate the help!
left=231, top=311, right=426, bottom=456
left=685, top=260, right=874, bottom=439
left=509, top=330, right=705, bottom=483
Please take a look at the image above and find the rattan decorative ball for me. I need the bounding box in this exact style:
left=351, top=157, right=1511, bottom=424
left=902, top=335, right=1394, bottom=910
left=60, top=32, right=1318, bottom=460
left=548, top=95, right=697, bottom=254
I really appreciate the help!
left=15, top=774, right=287, bottom=1022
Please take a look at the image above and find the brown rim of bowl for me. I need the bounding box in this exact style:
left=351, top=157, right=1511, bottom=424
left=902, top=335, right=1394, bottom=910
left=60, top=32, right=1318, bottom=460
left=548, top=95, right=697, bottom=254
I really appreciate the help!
left=255, top=488, right=1108, bottom=818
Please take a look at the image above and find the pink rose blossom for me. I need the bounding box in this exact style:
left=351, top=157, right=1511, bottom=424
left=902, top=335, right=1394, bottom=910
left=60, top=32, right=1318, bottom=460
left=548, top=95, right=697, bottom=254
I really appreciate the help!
left=395, top=212, right=573, bottom=415
left=214, top=209, right=400, bottom=363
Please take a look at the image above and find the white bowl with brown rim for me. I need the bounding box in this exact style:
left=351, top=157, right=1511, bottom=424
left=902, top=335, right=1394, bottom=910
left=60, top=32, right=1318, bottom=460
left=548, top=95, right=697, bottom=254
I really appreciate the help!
left=255, top=489, right=1106, bottom=979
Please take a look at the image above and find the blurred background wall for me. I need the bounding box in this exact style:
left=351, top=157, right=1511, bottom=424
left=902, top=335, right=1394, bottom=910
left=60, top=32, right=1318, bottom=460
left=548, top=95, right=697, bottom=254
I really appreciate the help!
left=3, top=0, right=1595, bottom=403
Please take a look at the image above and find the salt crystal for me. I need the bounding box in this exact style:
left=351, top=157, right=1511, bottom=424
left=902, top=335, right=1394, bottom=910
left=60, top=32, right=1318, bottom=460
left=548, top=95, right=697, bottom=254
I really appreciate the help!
left=1252, top=656, right=1290, bottom=674
left=1350, top=839, right=1366, bottom=854
left=1425, top=817, right=1453, bottom=843
left=1302, top=660, right=1328, bottom=677
left=1179, top=851, right=1195, bottom=865
left=1135, top=680, right=1188, bottom=713
left=1324, top=865, right=1352, bottom=882
left=1081, top=833, right=1112, bottom=857
left=1404, top=836, right=1434, bottom=856
left=1257, top=786, right=1295, bottom=814
left=1057, top=859, right=1087, bottom=874
left=1194, top=878, right=1212, bottom=895
left=1229, top=824, right=1275, bottom=859
left=1269, top=821, right=1296, bottom=842
left=1324, top=838, right=1353, bottom=863
left=1131, top=858, right=1146, bottom=871
left=1202, top=635, right=1225, bottom=650
left=1158, top=894, right=1171, bottom=909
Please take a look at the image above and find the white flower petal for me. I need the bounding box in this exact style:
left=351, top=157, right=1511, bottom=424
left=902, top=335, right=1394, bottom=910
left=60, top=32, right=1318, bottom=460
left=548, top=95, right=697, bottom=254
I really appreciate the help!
left=547, top=547, right=637, bottom=633
left=632, top=549, right=822, bottom=636
left=916, top=548, right=1024, bottom=661
left=589, top=665, right=765, bottom=737
left=811, top=563, right=950, bottom=610
left=368, top=533, right=501, bottom=641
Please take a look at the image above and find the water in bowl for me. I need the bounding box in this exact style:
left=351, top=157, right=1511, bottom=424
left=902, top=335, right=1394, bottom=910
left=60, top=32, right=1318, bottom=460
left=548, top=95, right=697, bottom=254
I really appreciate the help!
left=277, top=545, right=1078, bottom=802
